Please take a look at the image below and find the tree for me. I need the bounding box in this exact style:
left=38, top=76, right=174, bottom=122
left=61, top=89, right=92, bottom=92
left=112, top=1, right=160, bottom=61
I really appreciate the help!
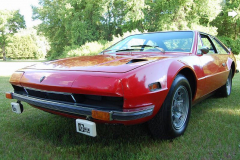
left=0, top=10, right=25, bottom=61
left=212, top=0, right=240, bottom=40
left=33, top=0, right=106, bottom=59
left=6, top=28, right=49, bottom=59
left=33, top=0, right=234, bottom=59
left=32, top=0, right=146, bottom=59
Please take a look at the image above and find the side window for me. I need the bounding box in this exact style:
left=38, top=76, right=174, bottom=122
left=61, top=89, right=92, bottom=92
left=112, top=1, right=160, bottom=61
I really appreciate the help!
left=211, top=38, right=228, bottom=54
left=200, top=34, right=216, bottom=54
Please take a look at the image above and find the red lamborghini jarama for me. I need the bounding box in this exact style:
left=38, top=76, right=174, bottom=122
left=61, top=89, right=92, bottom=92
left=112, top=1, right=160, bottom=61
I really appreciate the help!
left=6, top=31, right=237, bottom=139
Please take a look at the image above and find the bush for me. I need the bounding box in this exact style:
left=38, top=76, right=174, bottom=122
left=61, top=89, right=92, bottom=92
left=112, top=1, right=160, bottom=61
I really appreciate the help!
left=6, top=28, right=49, bottom=59
left=59, top=42, right=106, bottom=59
left=190, top=23, right=218, bottom=36
left=217, top=36, right=240, bottom=55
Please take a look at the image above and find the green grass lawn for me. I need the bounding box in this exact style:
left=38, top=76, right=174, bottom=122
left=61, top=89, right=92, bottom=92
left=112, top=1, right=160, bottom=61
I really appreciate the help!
left=0, top=74, right=240, bottom=160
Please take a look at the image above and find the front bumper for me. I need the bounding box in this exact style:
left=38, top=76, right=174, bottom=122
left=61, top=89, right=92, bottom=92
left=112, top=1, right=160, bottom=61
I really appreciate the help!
left=10, top=92, right=154, bottom=121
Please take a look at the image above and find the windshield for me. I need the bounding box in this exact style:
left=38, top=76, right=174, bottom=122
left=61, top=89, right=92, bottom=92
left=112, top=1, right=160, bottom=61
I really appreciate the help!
left=107, top=31, right=194, bottom=53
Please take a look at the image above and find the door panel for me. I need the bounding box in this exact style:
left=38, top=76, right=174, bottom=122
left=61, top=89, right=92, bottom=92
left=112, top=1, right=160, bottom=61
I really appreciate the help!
left=198, top=34, right=225, bottom=95
left=211, top=37, right=230, bottom=86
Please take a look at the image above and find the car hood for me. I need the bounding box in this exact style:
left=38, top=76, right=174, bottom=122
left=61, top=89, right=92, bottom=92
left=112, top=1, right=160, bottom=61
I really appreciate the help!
left=25, top=53, right=171, bottom=73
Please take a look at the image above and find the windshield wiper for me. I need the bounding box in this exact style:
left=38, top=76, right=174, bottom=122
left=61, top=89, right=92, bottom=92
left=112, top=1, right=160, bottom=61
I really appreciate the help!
left=115, top=48, right=141, bottom=52
left=115, top=45, right=165, bottom=53
left=131, top=45, right=165, bottom=53
left=131, top=45, right=158, bottom=48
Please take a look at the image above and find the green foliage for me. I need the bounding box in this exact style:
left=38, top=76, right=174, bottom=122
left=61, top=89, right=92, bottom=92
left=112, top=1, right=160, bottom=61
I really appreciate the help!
left=0, top=10, right=26, bottom=61
left=32, top=0, right=240, bottom=59
left=138, top=0, right=222, bottom=32
left=33, top=0, right=106, bottom=58
left=217, top=36, right=240, bottom=55
left=33, top=0, right=149, bottom=59
left=59, top=42, right=105, bottom=59
left=212, top=0, right=240, bottom=40
left=7, top=34, right=37, bottom=59
left=6, top=28, right=49, bottom=59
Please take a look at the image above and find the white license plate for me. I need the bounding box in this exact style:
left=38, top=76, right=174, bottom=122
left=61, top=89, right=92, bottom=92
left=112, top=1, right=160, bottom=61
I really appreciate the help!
left=76, top=119, right=97, bottom=137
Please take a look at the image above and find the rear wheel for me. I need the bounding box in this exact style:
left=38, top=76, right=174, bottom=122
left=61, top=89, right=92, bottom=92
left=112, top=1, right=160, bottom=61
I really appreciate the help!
left=148, top=74, right=192, bottom=139
left=218, top=69, right=232, bottom=97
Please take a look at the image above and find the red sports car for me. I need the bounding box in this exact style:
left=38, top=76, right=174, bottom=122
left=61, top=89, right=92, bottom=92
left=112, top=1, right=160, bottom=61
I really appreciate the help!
left=6, top=31, right=237, bottom=139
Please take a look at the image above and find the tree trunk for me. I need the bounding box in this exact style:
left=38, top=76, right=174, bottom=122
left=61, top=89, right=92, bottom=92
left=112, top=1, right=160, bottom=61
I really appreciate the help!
left=2, top=44, right=6, bottom=61
left=235, top=22, right=237, bottom=40
left=1, top=32, right=7, bottom=61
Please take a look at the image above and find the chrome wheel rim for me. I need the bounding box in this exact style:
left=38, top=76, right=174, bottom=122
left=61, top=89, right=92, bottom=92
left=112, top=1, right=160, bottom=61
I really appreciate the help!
left=171, top=86, right=189, bottom=130
left=226, top=76, right=231, bottom=95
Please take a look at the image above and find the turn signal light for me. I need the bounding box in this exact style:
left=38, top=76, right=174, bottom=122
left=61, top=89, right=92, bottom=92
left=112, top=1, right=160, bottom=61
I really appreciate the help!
left=92, top=110, right=111, bottom=121
left=6, top=92, right=13, bottom=99
left=9, top=72, right=24, bottom=85
left=149, top=82, right=161, bottom=91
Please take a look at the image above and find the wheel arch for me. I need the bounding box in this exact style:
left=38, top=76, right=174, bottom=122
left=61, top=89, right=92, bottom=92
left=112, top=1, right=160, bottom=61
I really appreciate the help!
left=167, top=60, right=198, bottom=101
left=230, top=61, right=236, bottom=78
left=177, top=68, right=197, bottom=101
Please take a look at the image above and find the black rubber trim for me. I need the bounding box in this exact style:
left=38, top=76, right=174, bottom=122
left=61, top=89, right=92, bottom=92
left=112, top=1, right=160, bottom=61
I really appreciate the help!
left=11, top=93, right=154, bottom=121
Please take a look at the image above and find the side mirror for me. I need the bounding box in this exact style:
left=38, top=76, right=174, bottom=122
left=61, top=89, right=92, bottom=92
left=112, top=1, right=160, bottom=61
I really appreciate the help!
left=200, top=46, right=209, bottom=54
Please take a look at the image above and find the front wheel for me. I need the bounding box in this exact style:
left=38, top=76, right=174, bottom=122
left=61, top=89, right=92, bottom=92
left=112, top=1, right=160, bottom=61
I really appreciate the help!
left=148, top=74, right=192, bottom=139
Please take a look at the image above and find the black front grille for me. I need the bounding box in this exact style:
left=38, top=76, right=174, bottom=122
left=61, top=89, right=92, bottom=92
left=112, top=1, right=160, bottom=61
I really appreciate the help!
left=12, top=85, right=27, bottom=95
left=26, top=89, right=74, bottom=103
left=74, top=94, right=123, bottom=109
left=12, top=85, right=123, bottom=110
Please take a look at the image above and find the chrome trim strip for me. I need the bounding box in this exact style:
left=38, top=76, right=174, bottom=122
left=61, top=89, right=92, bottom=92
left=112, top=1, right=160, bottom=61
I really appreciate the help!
left=113, top=105, right=154, bottom=121
left=23, top=88, right=29, bottom=95
left=114, top=105, right=154, bottom=115
left=71, top=94, right=77, bottom=103
left=198, top=70, right=229, bottom=80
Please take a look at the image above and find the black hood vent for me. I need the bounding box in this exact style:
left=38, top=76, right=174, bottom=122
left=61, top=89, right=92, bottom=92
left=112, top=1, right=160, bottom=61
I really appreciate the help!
left=127, top=59, right=148, bottom=64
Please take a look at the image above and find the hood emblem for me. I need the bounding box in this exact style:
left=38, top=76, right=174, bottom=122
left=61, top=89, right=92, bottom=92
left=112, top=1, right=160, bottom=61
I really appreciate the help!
left=40, top=76, right=46, bottom=83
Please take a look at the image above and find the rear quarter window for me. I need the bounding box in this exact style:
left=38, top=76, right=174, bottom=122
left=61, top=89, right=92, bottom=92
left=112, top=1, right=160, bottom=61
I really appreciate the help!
left=211, top=38, right=229, bottom=54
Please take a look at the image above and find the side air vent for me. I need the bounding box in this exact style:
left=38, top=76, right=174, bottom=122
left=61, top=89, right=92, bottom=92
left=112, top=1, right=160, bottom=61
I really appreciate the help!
left=127, top=59, right=148, bottom=64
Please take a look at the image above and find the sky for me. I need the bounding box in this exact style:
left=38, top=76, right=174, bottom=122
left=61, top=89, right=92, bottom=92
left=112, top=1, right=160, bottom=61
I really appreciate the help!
left=0, top=0, right=41, bottom=28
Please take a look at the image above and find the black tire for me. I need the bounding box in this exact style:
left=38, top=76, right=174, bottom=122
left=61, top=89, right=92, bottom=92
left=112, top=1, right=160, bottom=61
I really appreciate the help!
left=217, top=69, right=232, bottom=97
left=148, top=74, right=192, bottom=139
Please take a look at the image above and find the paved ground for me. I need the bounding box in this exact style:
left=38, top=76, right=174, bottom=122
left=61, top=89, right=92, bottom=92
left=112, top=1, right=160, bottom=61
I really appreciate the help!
left=0, top=62, right=41, bottom=76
